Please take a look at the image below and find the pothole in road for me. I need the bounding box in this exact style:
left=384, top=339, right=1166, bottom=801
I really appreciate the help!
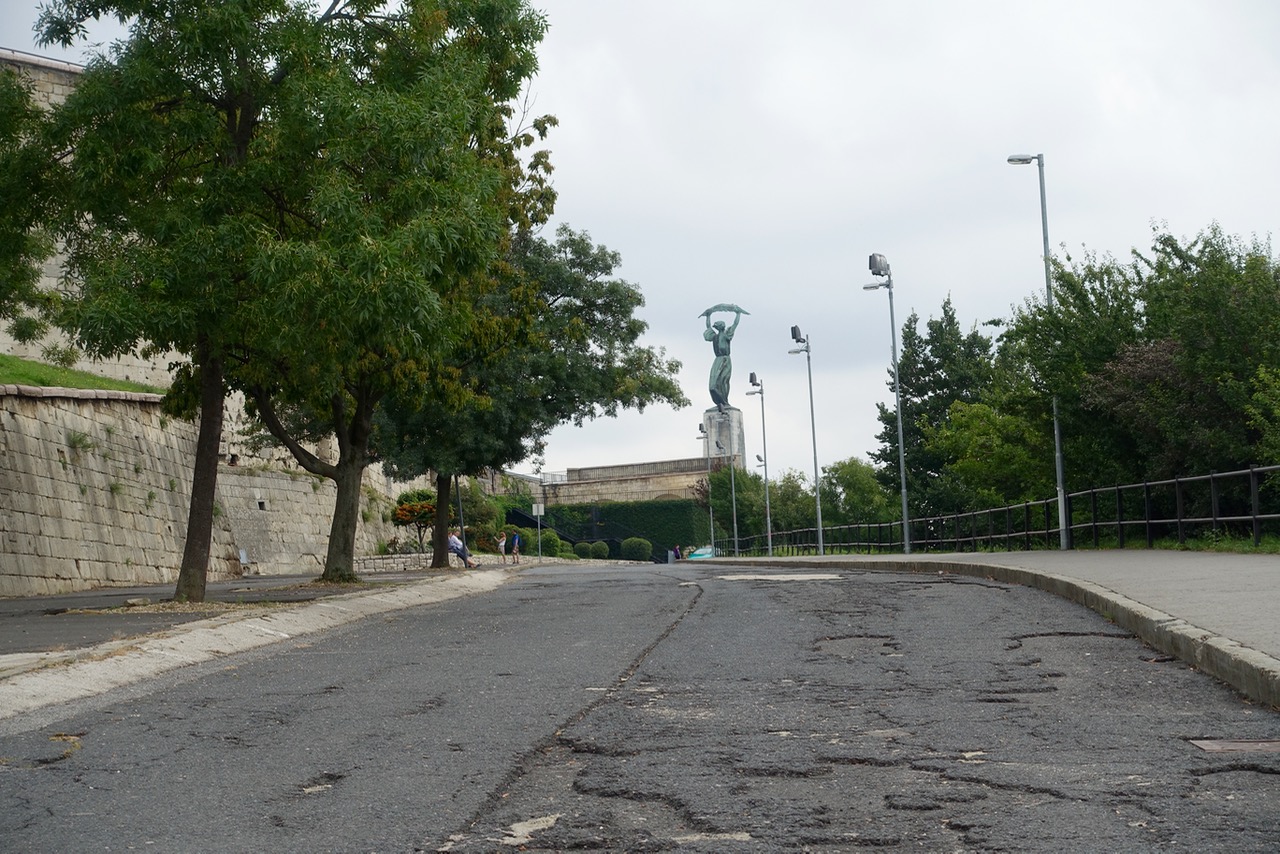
left=718, top=573, right=842, bottom=582
left=816, top=635, right=900, bottom=658
left=1188, top=739, right=1280, bottom=753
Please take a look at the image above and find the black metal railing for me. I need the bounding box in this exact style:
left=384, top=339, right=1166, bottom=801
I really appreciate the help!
left=717, top=464, right=1280, bottom=556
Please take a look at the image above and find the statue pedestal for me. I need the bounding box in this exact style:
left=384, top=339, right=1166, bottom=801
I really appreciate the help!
left=702, top=407, right=747, bottom=469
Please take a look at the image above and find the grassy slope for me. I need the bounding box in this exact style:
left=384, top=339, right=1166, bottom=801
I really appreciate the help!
left=0, top=353, right=166, bottom=394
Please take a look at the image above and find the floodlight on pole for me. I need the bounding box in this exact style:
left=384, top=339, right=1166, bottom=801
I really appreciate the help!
left=788, top=326, right=824, bottom=555
left=865, top=254, right=912, bottom=554
left=1008, top=151, right=1070, bottom=550
left=746, top=372, right=772, bottom=555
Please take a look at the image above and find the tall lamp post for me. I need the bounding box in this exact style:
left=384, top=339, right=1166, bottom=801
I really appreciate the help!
left=789, top=326, right=825, bottom=555
left=1008, top=152, right=1069, bottom=550
left=746, top=372, right=772, bottom=556
left=716, top=439, right=740, bottom=556
left=864, top=254, right=912, bottom=554
left=698, top=424, right=715, bottom=554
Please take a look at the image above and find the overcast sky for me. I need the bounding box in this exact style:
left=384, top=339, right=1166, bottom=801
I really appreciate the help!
left=5, top=1, right=1280, bottom=485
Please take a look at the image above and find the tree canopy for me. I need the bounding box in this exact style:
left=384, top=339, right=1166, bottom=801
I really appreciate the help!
left=26, top=0, right=555, bottom=589
left=866, top=224, right=1280, bottom=527
left=374, top=224, right=688, bottom=566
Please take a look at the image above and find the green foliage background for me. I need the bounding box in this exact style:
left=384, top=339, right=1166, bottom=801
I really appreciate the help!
left=544, top=498, right=707, bottom=559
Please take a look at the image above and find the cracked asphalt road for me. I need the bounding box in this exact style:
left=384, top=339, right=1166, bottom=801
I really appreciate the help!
left=2, top=563, right=1277, bottom=851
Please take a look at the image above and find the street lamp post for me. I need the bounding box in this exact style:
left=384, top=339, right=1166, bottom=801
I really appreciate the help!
left=1008, top=152, right=1070, bottom=550
left=746, top=372, right=772, bottom=556
left=716, top=439, right=740, bottom=556
left=698, top=424, right=714, bottom=554
left=864, top=254, right=912, bottom=554
left=789, top=326, right=825, bottom=555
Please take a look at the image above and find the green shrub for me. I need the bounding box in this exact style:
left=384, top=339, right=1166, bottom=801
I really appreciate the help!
left=574, top=541, right=593, bottom=558
left=559, top=542, right=576, bottom=558
left=590, top=541, right=610, bottom=560
left=538, top=530, right=561, bottom=556
left=621, top=537, right=653, bottom=562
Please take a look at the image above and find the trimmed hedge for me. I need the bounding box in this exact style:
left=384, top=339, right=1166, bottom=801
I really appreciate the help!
left=573, top=541, right=593, bottom=558
left=590, top=541, right=610, bottom=559
left=543, top=499, right=707, bottom=561
left=621, top=537, right=652, bottom=561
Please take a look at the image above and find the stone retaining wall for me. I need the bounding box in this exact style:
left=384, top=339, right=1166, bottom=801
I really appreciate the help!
left=0, top=386, right=398, bottom=596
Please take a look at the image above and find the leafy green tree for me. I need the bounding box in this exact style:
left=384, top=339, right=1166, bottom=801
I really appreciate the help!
left=767, top=468, right=818, bottom=533
left=236, top=2, right=552, bottom=582
left=374, top=225, right=687, bottom=567
left=903, top=225, right=1279, bottom=514
left=1248, top=366, right=1280, bottom=465
left=871, top=297, right=993, bottom=517
left=0, top=68, right=57, bottom=356
left=32, top=0, right=342, bottom=598
left=994, top=247, right=1145, bottom=492
left=392, top=489, right=436, bottom=552
left=1116, top=226, right=1280, bottom=477
left=705, top=464, right=765, bottom=545
left=922, top=400, right=1050, bottom=508
left=819, top=457, right=894, bottom=524
left=30, top=0, right=554, bottom=592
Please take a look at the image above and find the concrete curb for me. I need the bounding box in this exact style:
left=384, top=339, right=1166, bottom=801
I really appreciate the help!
left=707, top=557, right=1280, bottom=710
left=0, top=569, right=512, bottom=721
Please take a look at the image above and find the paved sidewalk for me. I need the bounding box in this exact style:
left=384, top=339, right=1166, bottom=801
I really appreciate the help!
left=706, top=550, right=1280, bottom=709
left=0, top=568, right=518, bottom=721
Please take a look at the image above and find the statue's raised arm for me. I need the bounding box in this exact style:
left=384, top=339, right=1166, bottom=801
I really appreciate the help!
left=699, top=304, right=749, bottom=410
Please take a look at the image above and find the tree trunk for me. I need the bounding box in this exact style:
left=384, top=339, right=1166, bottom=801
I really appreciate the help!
left=174, top=354, right=224, bottom=602
left=321, top=454, right=364, bottom=583
left=319, top=391, right=377, bottom=583
left=430, top=471, right=453, bottom=568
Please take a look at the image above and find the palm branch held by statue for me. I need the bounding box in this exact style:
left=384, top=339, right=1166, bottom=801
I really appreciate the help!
left=700, top=304, right=748, bottom=410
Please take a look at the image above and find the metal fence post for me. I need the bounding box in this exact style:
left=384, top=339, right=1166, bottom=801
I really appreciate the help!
left=1024, top=503, right=1031, bottom=551
left=1251, top=466, right=1262, bottom=546
left=1089, top=488, right=1099, bottom=548
left=1175, top=476, right=1185, bottom=545
left=1210, top=470, right=1219, bottom=535
left=1144, top=481, right=1154, bottom=548
left=1115, top=486, right=1125, bottom=549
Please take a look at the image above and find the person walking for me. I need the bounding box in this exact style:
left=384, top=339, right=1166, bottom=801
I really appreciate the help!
left=496, top=531, right=507, bottom=564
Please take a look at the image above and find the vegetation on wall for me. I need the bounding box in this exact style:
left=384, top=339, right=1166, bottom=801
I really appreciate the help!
left=545, top=498, right=706, bottom=557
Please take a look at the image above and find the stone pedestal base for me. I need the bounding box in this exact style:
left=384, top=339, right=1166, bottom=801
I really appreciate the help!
left=702, top=407, right=747, bottom=469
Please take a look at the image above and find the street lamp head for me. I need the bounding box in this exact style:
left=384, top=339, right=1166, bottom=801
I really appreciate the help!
left=862, top=282, right=883, bottom=291
left=869, top=253, right=891, bottom=277
left=1007, top=153, right=1039, bottom=165
left=787, top=347, right=804, bottom=355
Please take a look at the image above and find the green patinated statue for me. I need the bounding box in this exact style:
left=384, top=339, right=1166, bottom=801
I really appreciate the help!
left=700, top=304, right=748, bottom=410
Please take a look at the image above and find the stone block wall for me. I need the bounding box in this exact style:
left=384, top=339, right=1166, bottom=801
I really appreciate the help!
left=543, top=461, right=705, bottom=505
left=0, top=386, right=399, bottom=596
